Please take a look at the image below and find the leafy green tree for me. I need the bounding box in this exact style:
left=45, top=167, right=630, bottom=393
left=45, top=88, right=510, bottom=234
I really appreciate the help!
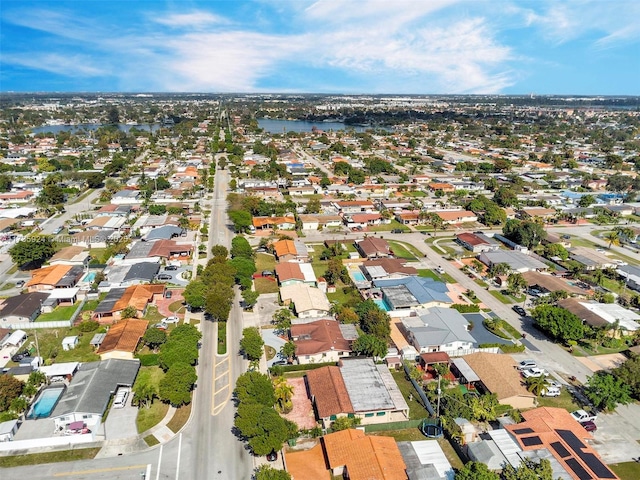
left=107, top=106, right=120, bottom=124
left=324, top=258, right=348, bottom=285
left=493, top=186, right=518, bottom=207
left=158, top=362, right=197, bottom=407
left=273, top=308, right=293, bottom=331
left=183, top=280, right=207, bottom=309
left=585, top=371, right=632, bottom=412
left=158, top=341, right=198, bottom=370
left=331, top=416, right=361, bottom=431
left=37, top=184, right=65, bottom=207
left=335, top=306, right=359, bottom=324
left=352, top=334, right=388, bottom=358
left=142, top=328, right=167, bottom=351
left=231, top=236, right=253, bottom=259
left=531, top=305, right=585, bottom=343
left=612, top=355, right=640, bottom=399
left=240, top=327, right=264, bottom=361
left=211, top=244, right=229, bottom=259
left=234, top=401, right=292, bottom=455
left=205, top=284, right=234, bottom=321
left=280, top=341, right=296, bottom=362
left=255, top=465, right=291, bottom=480
left=502, top=458, right=553, bottom=480
left=525, top=375, right=550, bottom=396
left=424, top=212, right=445, bottom=233
left=273, top=376, right=294, bottom=414
left=85, top=172, right=105, bottom=188
left=148, top=204, right=167, bottom=215
left=121, top=305, right=138, bottom=319
left=360, top=308, right=391, bottom=339
left=578, top=194, right=596, bottom=208
left=488, top=262, right=510, bottom=278
left=304, top=197, right=321, bottom=214
left=0, top=375, right=24, bottom=411
left=0, top=174, right=13, bottom=192
left=506, top=272, right=527, bottom=296
left=229, top=210, right=253, bottom=233
left=10, top=396, right=28, bottom=415
left=455, top=461, right=499, bottom=480
left=169, top=323, right=202, bottom=344
left=242, top=289, right=260, bottom=308
left=503, top=219, right=546, bottom=248
left=235, top=371, right=276, bottom=407
left=230, top=256, right=257, bottom=287
left=544, top=243, right=568, bottom=260
left=9, top=235, right=56, bottom=268
left=603, top=230, right=620, bottom=249
left=132, top=369, right=158, bottom=408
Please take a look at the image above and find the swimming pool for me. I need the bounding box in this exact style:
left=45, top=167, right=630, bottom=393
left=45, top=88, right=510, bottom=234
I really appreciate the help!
left=352, top=271, right=367, bottom=282
left=374, top=298, right=392, bottom=312
left=82, top=272, right=96, bottom=283
left=28, top=386, right=65, bottom=419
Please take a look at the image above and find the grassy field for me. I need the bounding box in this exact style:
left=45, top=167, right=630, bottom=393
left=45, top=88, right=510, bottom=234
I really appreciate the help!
left=37, top=303, right=80, bottom=322
left=0, top=448, right=101, bottom=468
left=327, top=286, right=361, bottom=306
left=255, top=252, right=276, bottom=272
left=610, top=461, right=640, bottom=480
left=367, top=219, right=410, bottom=232
left=402, top=190, right=427, bottom=197
left=137, top=400, right=170, bottom=433
left=218, top=321, right=227, bottom=354
left=27, top=327, right=101, bottom=364
left=1, top=282, right=15, bottom=291
left=144, top=434, right=160, bottom=447
left=387, top=240, right=419, bottom=261
left=369, top=428, right=426, bottom=442
left=391, top=370, right=429, bottom=420
left=168, top=300, right=186, bottom=314
left=418, top=269, right=439, bottom=280
left=536, top=389, right=581, bottom=412
left=489, top=290, right=514, bottom=304
left=167, top=403, right=192, bottom=433
left=144, top=305, right=166, bottom=322
left=254, top=277, right=279, bottom=294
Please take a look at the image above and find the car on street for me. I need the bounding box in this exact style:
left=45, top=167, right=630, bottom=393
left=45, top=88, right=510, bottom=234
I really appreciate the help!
left=163, top=316, right=179, bottom=324
left=165, top=290, right=172, bottom=299
left=16, top=280, right=25, bottom=288
left=164, top=265, right=178, bottom=271
left=391, top=229, right=404, bottom=233
left=271, top=360, right=287, bottom=366
left=581, top=420, right=597, bottom=432
left=571, top=409, right=597, bottom=423
left=11, top=350, right=30, bottom=362
left=154, top=322, right=168, bottom=330
left=517, top=359, right=537, bottom=370
left=266, top=450, right=278, bottom=462
left=540, top=385, right=561, bottom=397
left=512, top=305, right=526, bottom=316
left=521, top=367, right=547, bottom=378
left=53, top=226, right=63, bottom=235
left=156, top=274, right=172, bottom=281
left=436, top=266, right=445, bottom=274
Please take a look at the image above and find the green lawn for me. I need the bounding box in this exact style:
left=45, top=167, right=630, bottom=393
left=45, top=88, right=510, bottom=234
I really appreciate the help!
left=255, top=252, right=276, bottom=272
left=37, top=303, right=80, bottom=322
left=1, top=282, right=15, bottom=291
left=536, top=389, right=581, bottom=412
left=136, top=400, right=169, bottom=433
left=26, top=327, right=100, bottom=363
left=610, top=461, right=640, bottom=480
left=218, top=321, right=227, bottom=354
left=388, top=240, right=419, bottom=261
left=401, top=190, right=427, bottom=197
left=144, top=305, right=166, bottom=322
left=254, top=277, right=280, bottom=294
left=368, top=219, right=410, bottom=232
left=81, top=299, right=100, bottom=311
left=489, top=290, right=514, bottom=304
left=369, top=428, right=426, bottom=442
left=167, top=403, right=192, bottom=433
left=327, top=286, right=362, bottom=306
left=418, top=269, right=439, bottom=280
left=391, top=370, right=429, bottom=420
left=143, top=434, right=160, bottom=447
left=0, top=448, right=101, bottom=468
left=89, top=247, right=108, bottom=263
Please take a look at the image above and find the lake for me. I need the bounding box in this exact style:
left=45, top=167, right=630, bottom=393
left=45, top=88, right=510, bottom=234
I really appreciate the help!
left=257, top=118, right=371, bottom=133
left=30, top=123, right=161, bottom=135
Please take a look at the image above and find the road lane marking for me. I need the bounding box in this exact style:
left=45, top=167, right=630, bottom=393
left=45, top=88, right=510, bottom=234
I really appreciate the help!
left=175, top=433, right=183, bottom=480
left=156, top=444, right=163, bottom=480
left=54, top=464, right=148, bottom=476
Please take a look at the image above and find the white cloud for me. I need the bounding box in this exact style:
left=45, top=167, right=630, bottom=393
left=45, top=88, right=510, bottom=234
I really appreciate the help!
left=3, top=53, right=104, bottom=77
left=151, top=11, right=229, bottom=28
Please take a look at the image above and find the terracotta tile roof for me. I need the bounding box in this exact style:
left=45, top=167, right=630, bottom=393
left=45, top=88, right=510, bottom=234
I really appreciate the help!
left=357, top=237, right=391, bottom=257
left=350, top=213, right=381, bottom=223
left=275, top=262, right=304, bottom=282
left=50, top=246, right=88, bottom=262
left=97, top=319, right=149, bottom=354
left=462, top=352, right=535, bottom=402
left=273, top=239, right=297, bottom=258
left=26, top=264, right=72, bottom=287
left=428, top=183, right=454, bottom=190
left=285, top=444, right=331, bottom=480
left=420, top=352, right=451, bottom=365
left=291, top=319, right=351, bottom=356
left=364, top=258, right=418, bottom=276
left=456, top=232, right=489, bottom=246
left=521, top=272, right=583, bottom=294
left=436, top=210, right=476, bottom=221
left=252, top=216, right=296, bottom=227
left=113, top=284, right=164, bottom=312
left=306, top=366, right=353, bottom=418
left=323, top=429, right=407, bottom=480
left=506, top=407, right=618, bottom=480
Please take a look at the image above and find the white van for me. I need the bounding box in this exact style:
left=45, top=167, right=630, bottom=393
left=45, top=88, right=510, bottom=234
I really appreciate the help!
left=541, top=386, right=561, bottom=397
left=113, top=387, right=130, bottom=408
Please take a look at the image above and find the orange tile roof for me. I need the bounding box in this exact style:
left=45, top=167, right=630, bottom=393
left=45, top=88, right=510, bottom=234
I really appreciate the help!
left=306, top=366, right=353, bottom=418
left=436, top=210, right=476, bottom=221
left=291, top=319, right=350, bottom=356
left=323, top=429, right=407, bottom=480
left=273, top=239, right=297, bottom=258
left=113, top=284, right=164, bottom=312
left=275, top=262, right=304, bottom=282
left=462, top=352, right=536, bottom=402
left=26, top=264, right=72, bottom=287
left=285, top=444, right=331, bottom=480
left=97, top=319, right=149, bottom=354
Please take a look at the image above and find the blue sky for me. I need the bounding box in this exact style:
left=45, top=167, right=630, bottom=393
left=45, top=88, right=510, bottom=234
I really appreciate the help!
left=1, top=0, right=639, bottom=94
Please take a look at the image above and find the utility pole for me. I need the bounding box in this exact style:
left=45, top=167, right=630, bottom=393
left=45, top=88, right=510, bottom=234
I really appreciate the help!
left=436, top=374, right=441, bottom=418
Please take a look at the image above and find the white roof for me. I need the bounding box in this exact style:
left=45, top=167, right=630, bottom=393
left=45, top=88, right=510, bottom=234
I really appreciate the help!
left=0, top=207, right=38, bottom=219
left=579, top=301, right=640, bottom=331
left=40, top=362, right=79, bottom=377
left=409, top=440, right=455, bottom=480
left=488, top=429, right=523, bottom=467
left=0, top=419, right=18, bottom=435
left=47, top=288, right=80, bottom=300
left=279, top=284, right=330, bottom=313
left=299, top=263, right=317, bottom=283
left=62, top=335, right=79, bottom=345
left=3, top=329, right=27, bottom=347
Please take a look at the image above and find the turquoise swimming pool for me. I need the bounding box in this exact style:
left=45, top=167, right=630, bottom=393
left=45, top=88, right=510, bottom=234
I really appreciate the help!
left=352, top=271, right=367, bottom=282
left=82, top=272, right=97, bottom=283
left=374, top=298, right=392, bottom=312
left=28, top=386, right=65, bottom=419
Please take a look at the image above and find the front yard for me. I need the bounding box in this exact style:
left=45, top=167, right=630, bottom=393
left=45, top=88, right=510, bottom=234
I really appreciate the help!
left=37, top=303, right=80, bottom=322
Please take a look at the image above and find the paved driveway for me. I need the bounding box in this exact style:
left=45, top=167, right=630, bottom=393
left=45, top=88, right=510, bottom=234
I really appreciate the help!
left=262, top=328, right=287, bottom=367
left=590, top=406, right=640, bottom=463
left=104, top=391, right=139, bottom=440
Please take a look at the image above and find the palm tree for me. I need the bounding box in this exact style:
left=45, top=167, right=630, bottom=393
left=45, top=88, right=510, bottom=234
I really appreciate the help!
left=526, top=375, right=550, bottom=396
left=603, top=230, right=620, bottom=249
left=471, top=260, right=484, bottom=273
left=507, top=272, right=527, bottom=296
left=273, top=376, right=294, bottom=414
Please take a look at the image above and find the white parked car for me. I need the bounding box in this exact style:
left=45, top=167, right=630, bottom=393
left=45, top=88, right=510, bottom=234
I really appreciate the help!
left=517, top=359, right=537, bottom=370
left=163, top=316, right=179, bottom=324
left=521, top=367, right=547, bottom=378
left=571, top=409, right=597, bottom=423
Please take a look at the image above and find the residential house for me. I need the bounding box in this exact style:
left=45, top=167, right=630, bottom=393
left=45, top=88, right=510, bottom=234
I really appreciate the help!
left=298, top=214, right=343, bottom=231
left=451, top=352, right=536, bottom=409
left=456, top=232, right=500, bottom=253
left=568, top=247, right=617, bottom=270
left=97, top=319, right=149, bottom=360
left=306, top=358, right=410, bottom=428
left=25, top=264, right=84, bottom=292
left=70, top=229, right=118, bottom=248
left=361, top=258, right=418, bottom=281
left=505, top=407, right=619, bottom=480
left=275, top=262, right=316, bottom=287
left=479, top=250, right=548, bottom=273
left=111, top=190, right=143, bottom=205
left=279, top=284, right=331, bottom=319
left=372, top=277, right=452, bottom=311
left=343, top=213, right=382, bottom=229
left=333, top=200, right=375, bottom=214
left=290, top=319, right=351, bottom=364
left=273, top=239, right=309, bottom=262
left=85, top=215, right=127, bottom=231
left=51, top=359, right=140, bottom=430
left=519, top=207, right=557, bottom=221
left=436, top=210, right=478, bottom=224
left=93, top=284, right=164, bottom=323
left=252, top=215, right=296, bottom=231
left=521, top=271, right=584, bottom=295
left=427, top=183, right=455, bottom=193
left=398, top=440, right=454, bottom=480
left=0, top=292, right=50, bottom=323
left=104, top=262, right=161, bottom=287
left=401, top=307, right=476, bottom=355
left=557, top=299, right=640, bottom=336
left=49, top=246, right=90, bottom=267
left=356, top=237, right=392, bottom=259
